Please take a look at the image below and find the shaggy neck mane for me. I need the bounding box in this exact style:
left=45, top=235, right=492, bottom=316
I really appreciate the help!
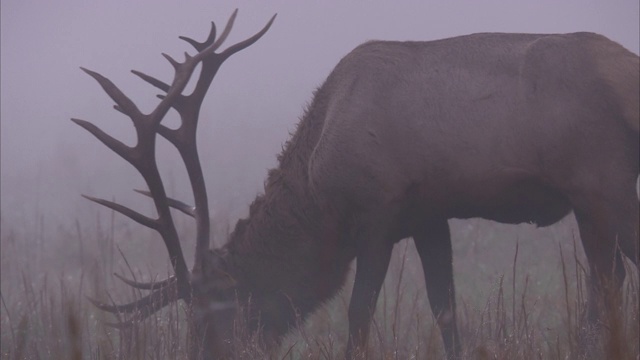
left=223, top=88, right=352, bottom=341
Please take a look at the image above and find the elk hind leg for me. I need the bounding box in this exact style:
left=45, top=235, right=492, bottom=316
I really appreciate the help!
left=571, top=179, right=638, bottom=331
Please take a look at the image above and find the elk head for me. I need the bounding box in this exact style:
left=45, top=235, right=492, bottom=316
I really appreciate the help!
left=73, top=10, right=275, bottom=358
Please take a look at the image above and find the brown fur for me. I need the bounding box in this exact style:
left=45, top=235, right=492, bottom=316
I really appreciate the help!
left=198, top=32, right=639, bottom=359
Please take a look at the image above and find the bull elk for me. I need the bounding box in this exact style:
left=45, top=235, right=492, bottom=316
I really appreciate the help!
left=74, top=10, right=639, bottom=359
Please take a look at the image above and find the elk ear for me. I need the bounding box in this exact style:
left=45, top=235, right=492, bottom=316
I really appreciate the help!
left=211, top=271, right=237, bottom=290
left=202, top=249, right=237, bottom=290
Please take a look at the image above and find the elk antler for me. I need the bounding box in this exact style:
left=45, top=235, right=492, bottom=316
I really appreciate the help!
left=73, top=9, right=276, bottom=327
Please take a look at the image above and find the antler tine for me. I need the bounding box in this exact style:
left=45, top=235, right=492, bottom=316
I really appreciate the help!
left=134, top=189, right=195, bottom=217
left=79, top=67, right=142, bottom=119
left=81, top=194, right=158, bottom=229
left=179, top=22, right=217, bottom=51
left=177, top=7, right=237, bottom=52
left=114, top=272, right=176, bottom=290
left=218, top=13, right=277, bottom=60
left=86, top=280, right=180, bottom=314
left=131, top=70, right=170, bottom=93
left=211, top=9, right=238, bottom=51
left=71, top=118, right=135, bottom=167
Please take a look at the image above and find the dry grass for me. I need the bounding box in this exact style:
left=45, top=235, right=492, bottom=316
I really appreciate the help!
left=1, top=212, right=638, bottom=359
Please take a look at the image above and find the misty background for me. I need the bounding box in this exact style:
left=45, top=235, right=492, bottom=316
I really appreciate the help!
left=2, top=1, right=639, bottom=244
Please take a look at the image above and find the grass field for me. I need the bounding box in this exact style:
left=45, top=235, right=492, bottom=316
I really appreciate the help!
left=1, top=210, right=637, bottom=359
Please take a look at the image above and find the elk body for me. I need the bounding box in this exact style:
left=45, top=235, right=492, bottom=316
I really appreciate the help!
left=76, top=11, right=639, bottom=359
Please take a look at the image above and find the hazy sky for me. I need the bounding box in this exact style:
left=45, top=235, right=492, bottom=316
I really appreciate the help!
left=1, top=1, right=638, bottom=231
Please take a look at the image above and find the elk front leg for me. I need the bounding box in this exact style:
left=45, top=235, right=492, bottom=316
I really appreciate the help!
left=413, top=218, right=460, bottom=359
left=570, top=174, right=638, bottom=349
left=345, top=228, right=393, bottom=359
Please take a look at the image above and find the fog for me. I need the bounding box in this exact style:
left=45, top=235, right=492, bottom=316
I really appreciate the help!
left=2, top=0, right=639, bottom=234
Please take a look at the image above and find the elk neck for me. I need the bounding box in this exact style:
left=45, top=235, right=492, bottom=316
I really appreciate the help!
left=221, top=89, right=353, bottom=338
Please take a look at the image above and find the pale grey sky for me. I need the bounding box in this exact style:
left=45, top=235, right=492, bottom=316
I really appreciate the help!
left=1, top=1, right=638, bottom=231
